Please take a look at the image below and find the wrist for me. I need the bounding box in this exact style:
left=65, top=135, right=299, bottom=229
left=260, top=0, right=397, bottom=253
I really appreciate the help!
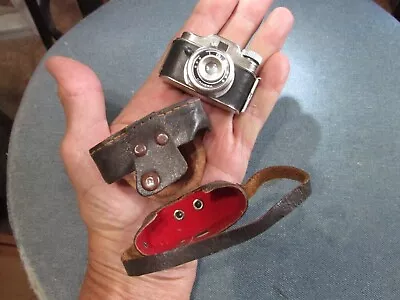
left=80, top=231, right=135, bottom=299
left=80, top=231, right=197, bottom=300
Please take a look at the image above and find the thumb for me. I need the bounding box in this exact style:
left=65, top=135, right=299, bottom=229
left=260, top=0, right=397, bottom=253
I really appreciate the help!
left=46, top=56, right=110, bottom=192
left=46, top=56, right=110, bottom=142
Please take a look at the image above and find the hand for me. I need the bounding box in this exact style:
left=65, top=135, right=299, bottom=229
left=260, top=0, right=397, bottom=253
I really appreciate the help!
left=46, top=0, right=294, bottom=299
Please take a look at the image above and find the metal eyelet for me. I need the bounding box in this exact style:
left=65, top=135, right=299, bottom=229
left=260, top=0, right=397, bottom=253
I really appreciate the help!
left=174, top=210, right=185, bottom=220
left=193, top=199, right=204, bottom=210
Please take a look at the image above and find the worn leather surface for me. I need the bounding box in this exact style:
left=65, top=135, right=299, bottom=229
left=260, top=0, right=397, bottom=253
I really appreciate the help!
left=127, top=135, right=207, bottom=202
left=89, top=98, right=210, bottom=197
left=121, top=166, right=311, bottom=276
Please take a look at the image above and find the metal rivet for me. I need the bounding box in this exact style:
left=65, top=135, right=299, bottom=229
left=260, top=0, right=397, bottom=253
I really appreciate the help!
left=156, top=132, right=169, bottom=145
left=174, top=210, right=185, bottom=221
left=141, top=172, right=160, bottom=191
left=193, top=199, right=204, bottom=210
left=134, top=144, right=147, bottom=157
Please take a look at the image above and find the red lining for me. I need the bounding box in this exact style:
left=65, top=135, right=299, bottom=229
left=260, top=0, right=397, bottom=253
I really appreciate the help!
left=135, top=186, right=247, bottom=255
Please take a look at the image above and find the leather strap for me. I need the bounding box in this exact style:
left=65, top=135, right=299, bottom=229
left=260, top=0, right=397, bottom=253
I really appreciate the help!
left=121, top=165, right=311, bottom=276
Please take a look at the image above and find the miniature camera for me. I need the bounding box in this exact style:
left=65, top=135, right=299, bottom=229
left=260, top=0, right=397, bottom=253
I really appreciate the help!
left=160, top=32, right=262, bottom=114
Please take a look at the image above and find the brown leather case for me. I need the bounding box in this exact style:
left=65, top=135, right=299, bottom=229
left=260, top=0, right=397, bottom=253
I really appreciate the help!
left=89, top=98, right=210, bottom=198
left=121, top=166, right=311, bottom=276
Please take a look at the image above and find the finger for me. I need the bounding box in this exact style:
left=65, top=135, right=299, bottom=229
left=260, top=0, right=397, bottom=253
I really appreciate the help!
left=180, top=0, right=239, bottom=37
left=111, top=0, right=239, bottom=133
left=150, top=0, right=240, bottom=77
left=144, top=0, right=240, bottom=81
left=233, top=52, right=290, bottom=151
left=231, top=8, right=294, bottom=150
left=46, top=56, right=110, bottom=142
left=46, top=56, right=110, bottom=191
left=218, top=0, right=273, bottom=47
left=248, top=7, right=294, bottom=65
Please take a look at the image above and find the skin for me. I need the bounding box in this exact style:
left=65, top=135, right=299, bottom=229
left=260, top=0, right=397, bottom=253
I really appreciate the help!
left=46, top=0, right=294, bottom=299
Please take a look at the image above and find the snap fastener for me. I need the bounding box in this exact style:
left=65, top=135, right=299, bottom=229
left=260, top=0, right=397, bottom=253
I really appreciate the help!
left=156, top=132, right=169, bottom=145
left=134, top=144, right=147, bottom=157
left=141, top=172, right=160, bottom=191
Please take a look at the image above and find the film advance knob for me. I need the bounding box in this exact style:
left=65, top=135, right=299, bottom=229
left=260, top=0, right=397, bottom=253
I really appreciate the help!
left=242, top=49, right=263, bottom=65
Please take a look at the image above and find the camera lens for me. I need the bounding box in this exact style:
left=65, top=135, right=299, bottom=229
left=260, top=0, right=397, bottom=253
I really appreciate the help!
left=185, top=47, right=235, bottom=97
left=198, top=56, right=224, bottom=83
left=206, top=62, right=218, bottom=75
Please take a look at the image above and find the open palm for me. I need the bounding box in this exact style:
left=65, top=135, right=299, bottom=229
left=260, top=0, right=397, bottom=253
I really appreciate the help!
left=46, top=0, right=294, bottom=299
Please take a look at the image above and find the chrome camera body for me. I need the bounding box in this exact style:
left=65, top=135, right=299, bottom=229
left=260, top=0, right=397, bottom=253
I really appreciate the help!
left=160, top=32, right=262, bottom=114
